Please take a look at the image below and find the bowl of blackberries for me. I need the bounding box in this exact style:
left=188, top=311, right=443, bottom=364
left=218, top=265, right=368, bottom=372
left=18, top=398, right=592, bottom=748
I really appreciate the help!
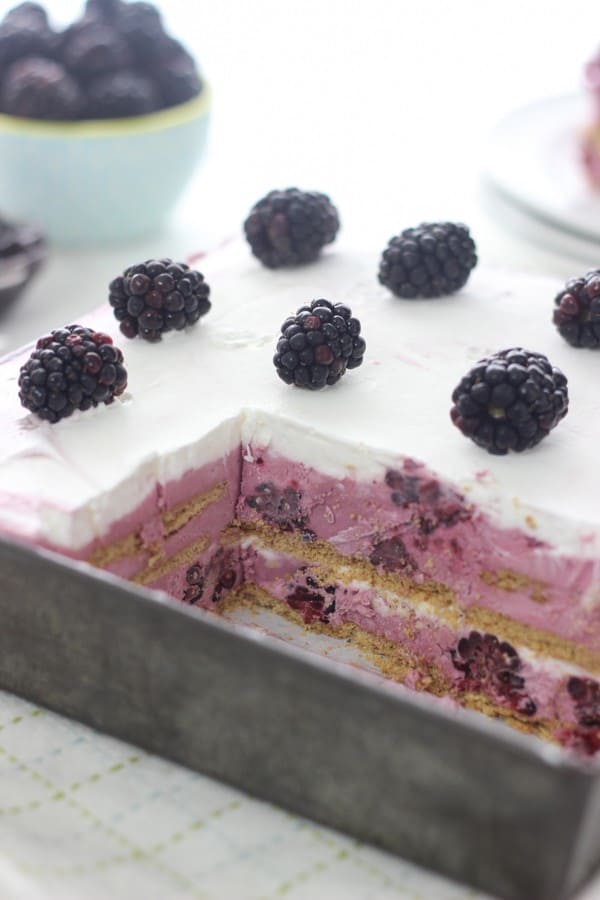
left=0, top=1, right=209, bottom=244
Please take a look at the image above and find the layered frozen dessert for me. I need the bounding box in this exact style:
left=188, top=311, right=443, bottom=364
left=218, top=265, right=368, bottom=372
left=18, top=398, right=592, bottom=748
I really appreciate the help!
left=0, top=231, right=598, bottom=754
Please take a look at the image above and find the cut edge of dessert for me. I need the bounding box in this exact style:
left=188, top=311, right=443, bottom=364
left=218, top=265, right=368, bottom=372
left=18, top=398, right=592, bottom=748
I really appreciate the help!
left=14, top=405, right=598, bottom=757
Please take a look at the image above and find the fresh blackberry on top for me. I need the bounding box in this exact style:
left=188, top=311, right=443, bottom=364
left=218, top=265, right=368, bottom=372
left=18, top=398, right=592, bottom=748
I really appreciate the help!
left=244, top=188, right=340, bottom=268
left=553, top=270, right=600, bottom=348
left=450, top=348, right=568, bottom=455
left=274, top=299, right=365, bottom=389
left=18, top=325, right=128, bottom=423
left=379, top=222, right=477, bottom=299
left=109, top=258, right=211, bottom=342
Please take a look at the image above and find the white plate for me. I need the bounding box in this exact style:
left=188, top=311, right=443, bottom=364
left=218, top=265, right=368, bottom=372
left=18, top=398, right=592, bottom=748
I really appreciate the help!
left=483, top=93, right=600, bottom=245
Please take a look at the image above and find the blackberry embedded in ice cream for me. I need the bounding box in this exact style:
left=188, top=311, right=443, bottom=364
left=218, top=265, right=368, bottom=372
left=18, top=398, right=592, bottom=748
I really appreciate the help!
left=553, top=270, right=600, bottom=348
left=244, top=188, right=340, bottom=268
left=109, top=258, right=211, bottom=341
left=378, top=222, right=477, bottom=299
left=273, top=298, right=365, bottom=389
left=568, top=677, right=600, bottom=728
left=245, top=482, right=307, bottom=531
left=451, top=631, right=537, bottom=716
left=450, top=347, right=569, bottom=454
left=18, top=324, right=128, bottom=423
left=369, top=536, right=416, bottom=574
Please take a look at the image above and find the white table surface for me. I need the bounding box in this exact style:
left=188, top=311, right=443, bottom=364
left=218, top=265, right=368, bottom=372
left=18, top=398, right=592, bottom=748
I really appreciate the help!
left=0, top=1, right=600, bottom=897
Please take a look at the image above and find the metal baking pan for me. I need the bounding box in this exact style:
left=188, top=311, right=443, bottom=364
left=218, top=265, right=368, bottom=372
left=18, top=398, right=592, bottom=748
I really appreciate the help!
left=0, top=533, right=598, bottom=900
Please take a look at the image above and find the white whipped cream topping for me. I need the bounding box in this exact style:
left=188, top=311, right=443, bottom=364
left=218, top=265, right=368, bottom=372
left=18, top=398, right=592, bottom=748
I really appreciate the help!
left=0, top=241, right=597, bottom=555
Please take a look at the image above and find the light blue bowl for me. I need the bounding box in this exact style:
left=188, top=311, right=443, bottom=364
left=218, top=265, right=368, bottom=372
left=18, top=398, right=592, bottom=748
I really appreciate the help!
left=0, top=89, right=210, bottom=246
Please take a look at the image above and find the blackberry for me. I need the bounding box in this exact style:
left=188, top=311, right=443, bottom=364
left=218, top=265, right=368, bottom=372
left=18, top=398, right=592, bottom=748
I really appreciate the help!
left=110, top=0, right=202, bottom=105
left=451, top=631, right=536, bottom=716
left=567, top=677, right=600, bottom=728
left=245, top=482, right=307, bottom=531
left=244, top=188, right=340, bottom=268
left=85, top=0, right=123, bottom=21
left=4, top=3, right=49, bottom=27
left=85, top=70, right=158, bottom=118
left=183, top=562, right=204, bottom=605
left=119, top=1, right=163, bottom=36
left=450, top=348, right=568, bottom=454
left=560, top=727, right=600, bottom=757
left=369, top=537, right=416, bottom=575
left=287, top=582, right=335, bottom=625
left=18, top=325, right=128, bottom=423
left=378, top=222, right=477, bottom=299
left=183, top=549, right=237, bottom=606
left=0, top=19, right=55, bottom=71
left=1, top=57, right=83, bottom=119
left=153, top=47, right=203, bottom=107
left=553, top=270, right=600, bottom=348
left=117, top=1, right=164, bottom=52
left=385, top=468, right=470, bottom=530
left=109, top=258, right=211, bottom=341
left=62, top=22, right=131, bottom=81
left=273, top=298, right=365, bottom=389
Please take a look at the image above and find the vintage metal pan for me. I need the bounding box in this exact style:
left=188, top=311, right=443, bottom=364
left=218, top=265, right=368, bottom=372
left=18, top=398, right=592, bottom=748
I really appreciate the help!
left=0, top=534, right=598, bottom=900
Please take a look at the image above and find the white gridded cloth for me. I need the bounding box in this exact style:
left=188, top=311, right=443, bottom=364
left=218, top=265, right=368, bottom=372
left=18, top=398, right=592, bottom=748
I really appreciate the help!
left=0, top=687, right=494, bottom=900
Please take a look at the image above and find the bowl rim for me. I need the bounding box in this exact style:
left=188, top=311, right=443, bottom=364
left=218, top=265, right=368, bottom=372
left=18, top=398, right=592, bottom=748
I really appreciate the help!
left=0, top=86, right=210, bottom=139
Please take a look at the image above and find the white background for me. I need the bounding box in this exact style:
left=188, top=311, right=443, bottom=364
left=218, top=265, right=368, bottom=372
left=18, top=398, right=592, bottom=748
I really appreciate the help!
left=2, top=0, right=600, bottom=350
left=0, top=1, right=600, bottom=898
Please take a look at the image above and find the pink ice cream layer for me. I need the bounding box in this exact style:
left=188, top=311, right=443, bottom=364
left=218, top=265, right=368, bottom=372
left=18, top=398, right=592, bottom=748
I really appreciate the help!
left=30, top=447, right=242, bottom=577
left=238, top=447, right=600, bottom=651
left=15, top=440, right=600, bottom=652
left=242, top=542, right=599, bottom=755
left=148, top=541, right=241, bottom=607
left=6, top=437, right=600, bottom=754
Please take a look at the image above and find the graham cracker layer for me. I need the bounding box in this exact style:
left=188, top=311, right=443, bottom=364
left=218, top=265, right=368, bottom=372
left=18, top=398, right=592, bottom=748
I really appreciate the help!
left=480, top=569, right=548, bottom=604
left=87, top=481, right=228, bottom=569
left=219, top=582, right=560, bottom=744
left=239, top=523, right=600, bottom=674
left=89, top=507, right=600, bottom=676
left=133, top=536, right=209, bottom=585
left=85, top=511, right=590, bottom=746
left=88, top=531, right=143, bottom=569
left=162, top=481, right=227, bottom=536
